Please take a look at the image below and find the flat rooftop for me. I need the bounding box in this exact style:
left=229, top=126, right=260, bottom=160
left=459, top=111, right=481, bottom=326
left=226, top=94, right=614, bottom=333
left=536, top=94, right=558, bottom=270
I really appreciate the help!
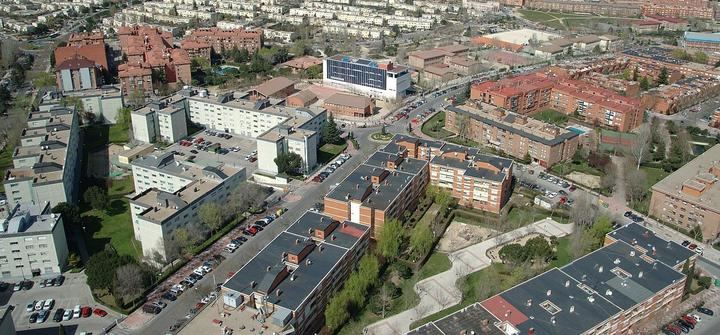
left=607, top=223, right=696, bottom=268
left=650, top=144, right=720, bottom=210
left=223, top=211, right=368, bottom=312
left=407, top=303, right=503, bottom=335
left=1, top=202, right=60, bottom=235
left=132, top=151, right=236, bottom=181
left=483, top=29, right=560, bottom=45
left=131, top=178, right=222, bottom=223
left=448, top=105, right=578, bottom=146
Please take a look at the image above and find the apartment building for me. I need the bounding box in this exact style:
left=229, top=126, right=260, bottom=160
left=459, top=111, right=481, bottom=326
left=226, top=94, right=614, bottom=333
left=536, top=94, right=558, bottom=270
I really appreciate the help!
left=523, top=0, right=643, bottom=17
left=408, top=45, right=469, bottom=69
left=183, top=28, right=263, bottom=56
left=605, top=223, right=697, bottom=271
left=642, top=76, right=720, bottom=115
left=462, top=0, right=500, bottom=15
left=256, top=113, right=322, bottom=175
left=118, top=26, right=192, bottom=97
left=54, top=32, right=109, bottom=73
left=54, top=57, right=101, bottom=92
left=324, top=150, right=429, bottom=238
left=131, top=96, right=188, bottom=144
left=39, top=87, right=124, bottom=125
left=222, top=211, right=370, bottom=334
left=642, top=0, right=715, bottom=20
left=649, top=145, right=720, bottom=242
left=323, top=55, right=411, bottom=101
left=681, top=31, right=720, bottom=54
left=322, top=93, right=374, bottom=118
left=129, top=152, right=245, bottom=260
left=0, top=202, right=68, bottom=282
left=385, top=135, right=514, bottom=214
left=470, top=73, right=555, bottom=115
left=3, top=106, right=81, bottom=207
left=445, top=105, right=579, bottom=167
left=179, top=40, right=211, bottom=59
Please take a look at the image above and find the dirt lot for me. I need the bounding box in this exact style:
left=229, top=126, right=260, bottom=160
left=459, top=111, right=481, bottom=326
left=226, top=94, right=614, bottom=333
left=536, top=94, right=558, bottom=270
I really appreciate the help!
left=437, top=221, right=500, bottom=252
left=566, top=171, right=601, bottom=188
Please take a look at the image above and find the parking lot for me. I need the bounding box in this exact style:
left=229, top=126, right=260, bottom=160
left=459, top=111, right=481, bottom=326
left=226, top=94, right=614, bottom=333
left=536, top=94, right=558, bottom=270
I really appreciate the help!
left=514, top=165, right=579, bottom=207
left=169, top=130, right=258, bottom=175
left=2, top=273, right=120, bottom=333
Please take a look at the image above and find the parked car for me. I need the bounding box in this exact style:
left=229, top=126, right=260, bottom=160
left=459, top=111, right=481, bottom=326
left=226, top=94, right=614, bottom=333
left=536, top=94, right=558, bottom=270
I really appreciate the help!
left=26, top=301, right=36, bottom=312
left=681, top=240, right=691, bottom=247
left=72, top=305, right=81, bottom=318
left=35, top=300, right=44, bottom=311
left=697, top=306, right=714, bottom=315
left=151, top=301, right=167, bottom=310
left=162, top=292, right=177, bottom=301
left=193, top=268, right=205, bottom=277
left=81, top=306, right=91, bottom=318
left=142, top=304, right=161, bottom=314
left=54, top=275, right=64, bottom=286
left=53, top=308, right=64, bottom=322
left=29, top=312, right=39, bottom=323
left=681, top=315, right=696, bottom=326
left=62, top=309, right=73, bottom=321
left=225, top=243, right=239, bottom=253
left=43, top=298, right=54, bottom=310
left=189, top=273, right=202, bottom=281
left=93, top=308, right=108, bottom=317
left=688, top=244, right=697, bottom=250
left=690, top=314, right=702, bottom=322
left=180, top=279, right=194, bottom=287
left=21, top=280, right=33, bottom=290
left=37, top=310, right=49, bottom=323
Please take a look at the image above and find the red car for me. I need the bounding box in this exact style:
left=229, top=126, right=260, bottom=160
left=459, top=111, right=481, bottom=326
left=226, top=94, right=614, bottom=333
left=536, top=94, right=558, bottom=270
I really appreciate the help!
left=93, top=308, right=108, bottom=317
left=81, top=307, right=92, bottom=318
left=312, top=175, right=324, bottom=182
left=681, top=315, right=696, bottom=325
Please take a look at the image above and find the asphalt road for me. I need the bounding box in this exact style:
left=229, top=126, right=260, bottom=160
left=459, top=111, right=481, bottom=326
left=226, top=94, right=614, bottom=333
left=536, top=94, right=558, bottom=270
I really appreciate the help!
left=112, top=128, right=382, bottom=335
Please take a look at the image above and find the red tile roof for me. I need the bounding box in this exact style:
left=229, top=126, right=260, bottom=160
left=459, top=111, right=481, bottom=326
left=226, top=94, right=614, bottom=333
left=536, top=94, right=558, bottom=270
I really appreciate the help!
left=54, top=44, right=108, bottom=71
left=481, top=295, right=529, bottom=326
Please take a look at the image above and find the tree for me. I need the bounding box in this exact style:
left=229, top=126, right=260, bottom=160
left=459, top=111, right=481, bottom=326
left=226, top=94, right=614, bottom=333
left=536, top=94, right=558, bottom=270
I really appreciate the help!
left=625, top=167, right=647, bottom=207
left=232, top=48, right=250, bottom=63
left=85, top=247, right=134, bottom=291
left=639, top=76, right=650, bottom=90
left=113, top=263, right=146, bottom=304
left=322, top=114, right=343, bottom=144
left=270, top=47, right=289, bottom=64
left=629, top=123, right=651, bottom=170
left=128, top=89, right=145, bottom=108
left=34, top=72, right=56, bottom=88
left=52, top=202, right=80, bottom=227
left=305, top=64, right=322, bottom=79
left=689, top=225, right=703, bottom=242
left=274, top=152, right=303, bottom=175
left=229, top=182, right=267, bottom=217
left=325, top=293, right=349, bottom=332
left=199, top=202, right=224, bottom=234
left=358, top=255, right=380, bottom=283
left=570, top=193, right=597, bottom=227
left=632, top=66, right=639, bottom=81
left=498, top=243, right=526, bottom=264
left=657, top=67, right=669, bottom=85
left=524, top=236, right=553, bottom=262
left=376, top=218, right=403, bottom=259
left=409, top=224, right=433, bottom=258
left=694, top=51, right=708, bottom=64
left=84, top=186, right=108, bottom=210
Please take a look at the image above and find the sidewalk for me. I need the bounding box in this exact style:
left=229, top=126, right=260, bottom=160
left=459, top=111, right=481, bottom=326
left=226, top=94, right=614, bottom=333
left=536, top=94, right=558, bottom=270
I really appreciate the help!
left=365, top=218, right=574, bottom=335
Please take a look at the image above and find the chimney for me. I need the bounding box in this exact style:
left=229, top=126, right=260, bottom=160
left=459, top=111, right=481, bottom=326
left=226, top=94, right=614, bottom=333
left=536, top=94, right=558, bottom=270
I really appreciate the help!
left=569, top=305, right=575, bottom=313
left=638, top=271, right=643, bottom=278
left=526, top=299, right=532, bottom=306
left=295, top=238, right=300, bottom=245
left=564, top=280, right=570, bottom=287
left=266, top=266, right=271, bottom=272
left=598, top=266, right=603, bottom=273
left=551, top=316, right=556, bottom=325
left=546, top=289, right=551, bottom=296
left=306, top=259, right=312, bottom=266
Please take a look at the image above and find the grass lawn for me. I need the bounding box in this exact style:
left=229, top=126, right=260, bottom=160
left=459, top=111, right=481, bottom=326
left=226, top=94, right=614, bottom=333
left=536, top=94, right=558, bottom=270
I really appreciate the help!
left=421, top=112, right=454, bottom=139
left=632, top=167, right=669, bottom=214
left=81, top=176, right=141, bottom=259
left=371, top=132, right=394, bottom=141
left=108, top=124, right=130, bottom=143
left=551, top=161, right=602, bottom=176
left=550, top=237, right=572, bottom=268
left=517, top=9, right=558, bottom=22
left=532, top=109, right=569, bottom=126
left=448, top=137, right=479, bottom=148
left=0, top=146, right=13, bottom=193
left=318, top=142, right=348, bottom=164
left=418, top=252, right=452, bottom=280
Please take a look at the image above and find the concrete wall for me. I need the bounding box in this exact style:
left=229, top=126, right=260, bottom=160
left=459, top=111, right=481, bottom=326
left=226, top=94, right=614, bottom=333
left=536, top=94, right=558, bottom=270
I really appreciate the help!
left=131, top=112, right=157, bottom=144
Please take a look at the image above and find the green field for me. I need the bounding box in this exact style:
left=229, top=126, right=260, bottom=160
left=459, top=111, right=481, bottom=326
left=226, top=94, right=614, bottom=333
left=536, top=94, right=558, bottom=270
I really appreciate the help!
left=550, top=237, right=572, bottom=268
left=532, top=109, right=569, bottom=126
left=632, top=167, right=669, bottom=214
left=318, top=142, right=348, bottom=164
left=418, top=252, right=452, bottom=280
left=518, top=9, right=618, bottom=31
left=81, top=176, right=141, bottom=258
left=421, top=112, right=454, bottom=139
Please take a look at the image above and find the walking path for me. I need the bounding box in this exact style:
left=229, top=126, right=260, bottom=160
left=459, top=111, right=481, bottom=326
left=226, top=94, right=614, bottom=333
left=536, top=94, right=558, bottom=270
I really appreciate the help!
left=365, top=218, right=574, bottom=335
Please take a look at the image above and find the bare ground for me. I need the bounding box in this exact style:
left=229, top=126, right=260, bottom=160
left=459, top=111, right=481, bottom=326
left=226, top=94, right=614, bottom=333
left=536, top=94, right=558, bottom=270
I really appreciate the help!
left=437, top=221, right=500, bottom=252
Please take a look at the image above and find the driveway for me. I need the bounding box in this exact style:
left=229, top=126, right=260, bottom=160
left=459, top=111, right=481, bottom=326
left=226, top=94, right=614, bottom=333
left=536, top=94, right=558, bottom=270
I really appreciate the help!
left=365, top=218, right=574, bottom=335
left=4, top=273, right=120, bottom=334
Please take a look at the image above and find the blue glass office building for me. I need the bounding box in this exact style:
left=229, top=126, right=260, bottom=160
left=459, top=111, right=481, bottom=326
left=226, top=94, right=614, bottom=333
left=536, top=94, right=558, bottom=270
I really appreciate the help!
left=326, top=56, right=388, bottom=90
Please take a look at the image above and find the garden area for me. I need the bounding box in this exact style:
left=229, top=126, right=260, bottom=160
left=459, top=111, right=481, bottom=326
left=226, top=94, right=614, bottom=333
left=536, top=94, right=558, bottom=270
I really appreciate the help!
left=421, top=112, right=454, bottom=139
left=531, top=109, right=568, bottom=126
left=327, top=187, right=456, bottom=335
left=318, top=143, right=348, bottom=164
left=370, top=125, right=393, bottom=141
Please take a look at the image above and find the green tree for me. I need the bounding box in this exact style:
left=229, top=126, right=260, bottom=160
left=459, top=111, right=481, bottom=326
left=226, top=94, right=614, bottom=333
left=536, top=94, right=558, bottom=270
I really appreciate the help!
left=657, top=67, right=669, bottom=85
left=694, top=51, right=708, bottom=64
left=85, top=247, right=134, bottom=291
left=524, top=236, right=553, bottom=262
left=83, top=186, right=108, bottom=210
left=199, top=202, right=224, bottom=234
left=191, top=57, right=210, bottom=71
left=409, top=224, right=433, bottom=258
left=358, top=255, right=380, bottom=283
left=622, top=68, right=632, bottom=81
left=52, top=202, right=80, bottom=227
left=325, top=293, right=349, bottom=332
left=632, top=66, right=639, bottom=81
left=376, top=218, right=403, bottom=259
left=34, top=72, right=56, bottom=88
left=249, top=55, right=272, bottom=73
left=498, top=243, right=526, bottom=264
left=639, top=76, right=650, bottom=91
left=305, top=64, right=322, bottom=79
left=116, top=107, right=132, bottom=131
left=322, top=114, right=343, bottom=144
left=274, top=152, right=303, bottom=174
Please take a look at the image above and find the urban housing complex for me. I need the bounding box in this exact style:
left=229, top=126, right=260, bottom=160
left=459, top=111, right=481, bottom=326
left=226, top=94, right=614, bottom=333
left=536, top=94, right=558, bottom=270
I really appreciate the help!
left=0, top=202, right=69, bottom=282
left=649, top=145, right=720, bottom=242
left=129, top=152, right=246, bottom=261
left=410, top=223, right=696, bottom=335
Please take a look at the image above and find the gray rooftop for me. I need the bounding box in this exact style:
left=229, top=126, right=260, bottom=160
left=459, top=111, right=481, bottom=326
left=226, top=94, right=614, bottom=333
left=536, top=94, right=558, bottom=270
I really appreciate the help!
left=407, top=303, right=504, bottom=335
left=382, top=134, right=444, bottom=154
left=650, top=144, right=720, bottom=210
left=285, top=211, right=369, bottom=249
left=608, top=223, right=695, bottom=268
left=326, top=163, right=425, bottom=210
left=1, top=202, right=60, bottom=236
left=447, top=105, right=578, bottom=146
left=223, top=211, right=368, bottom=312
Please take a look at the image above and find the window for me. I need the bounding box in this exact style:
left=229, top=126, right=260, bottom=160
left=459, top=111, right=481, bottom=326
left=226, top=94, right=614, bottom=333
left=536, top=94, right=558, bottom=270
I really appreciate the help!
left=39, top=244, right=48, bottom=249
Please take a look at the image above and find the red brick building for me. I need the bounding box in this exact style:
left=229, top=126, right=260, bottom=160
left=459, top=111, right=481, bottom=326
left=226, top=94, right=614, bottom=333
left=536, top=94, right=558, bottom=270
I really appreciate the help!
left=118, top=26, right=192, bottom=97
left=470, top=73, right=554, bottom=115
left=183, top=28, right=262, bottom=56
left=642, top=0, right=715, bottom=20
left=323, top=93, right=374, bottom=118
left=54, top=32, right=109, bottom=72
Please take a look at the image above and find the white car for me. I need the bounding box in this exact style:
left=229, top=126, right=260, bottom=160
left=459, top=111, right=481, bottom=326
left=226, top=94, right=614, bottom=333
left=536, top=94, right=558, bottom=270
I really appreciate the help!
left=225, top=243, right=239, bottom=253
left=72, top=305, right=81, bottom=318
left=26, top=301, right=36, bottom=312
left=201, top=265, right=212, bottom=273
left=193, top=267, right=205, bottom=277
left=62, top=309, right=72, bottom=321
left=35, top=300, right=44, bottom=311
left=691, top=314, right=702, bottom=322
left=43, top=299, right=54, bottom=310
left=695, top=246, right=704, bottom=254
